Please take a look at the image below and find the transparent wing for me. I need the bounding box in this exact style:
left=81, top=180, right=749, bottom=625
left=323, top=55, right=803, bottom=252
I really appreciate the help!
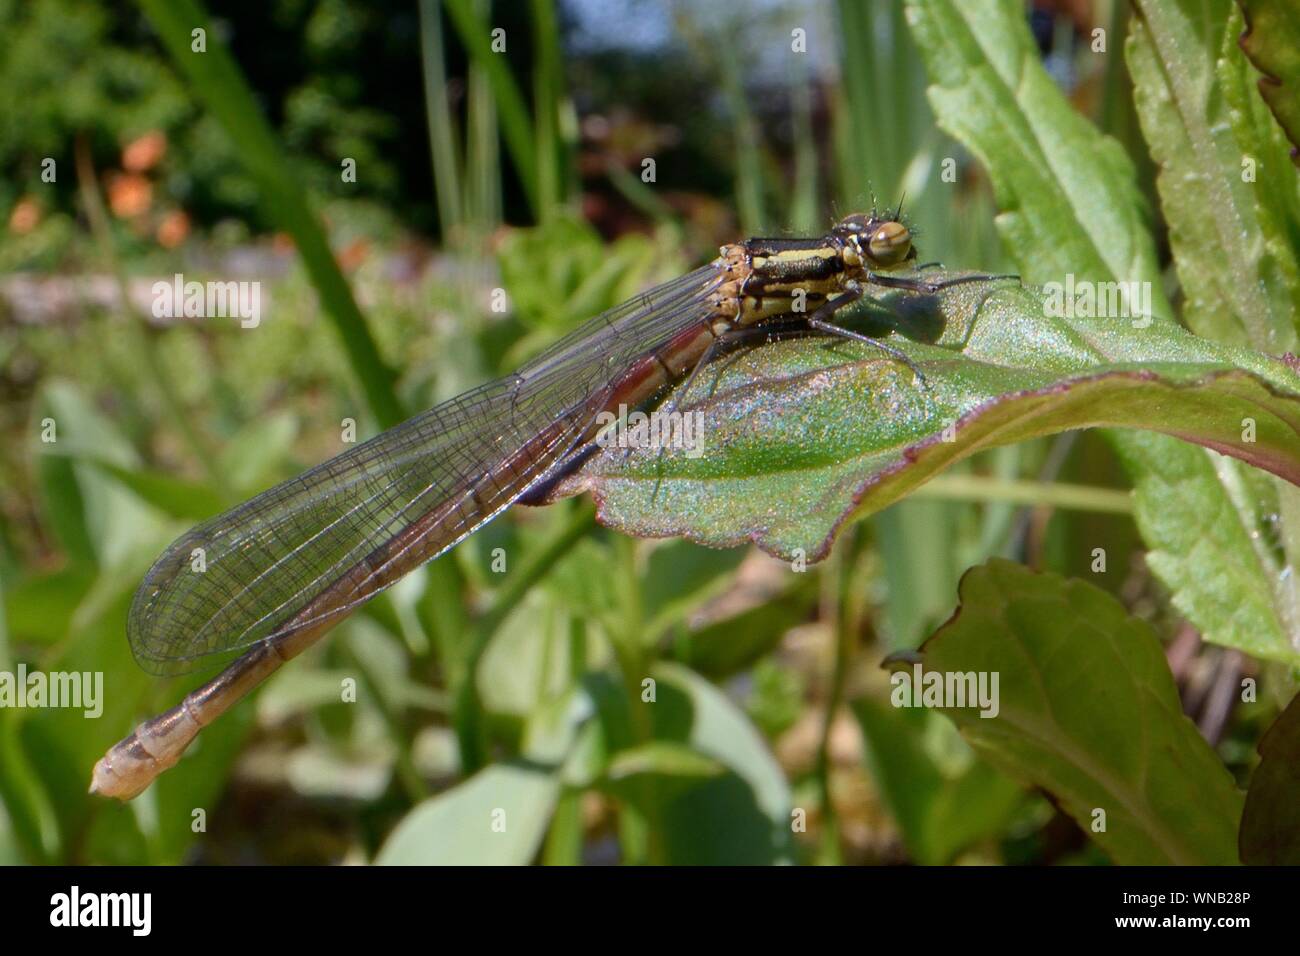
left=129, top=263, right=726, bottom=675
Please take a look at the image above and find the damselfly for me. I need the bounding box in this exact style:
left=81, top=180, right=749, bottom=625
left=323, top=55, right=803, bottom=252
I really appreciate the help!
left=91, top=211, right=1014, bottom=799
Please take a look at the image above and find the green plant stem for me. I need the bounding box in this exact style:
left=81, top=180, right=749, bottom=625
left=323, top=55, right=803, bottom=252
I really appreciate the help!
left=453, top=500, right=595, bottom=771
left=608, top=533, right=667, bottom=866
left=444, top=0, right=540, bottom=216
left=419, top=0, right=465, bottom=242
left=529, top=0, right=567, bottom=220
left=812, top=527, right=860, bottom=865
left=675, top=9, right=765, bottom=230
left=338, top=642, right=428, bottom=804
left=912, top=474, right=1133, bottom=514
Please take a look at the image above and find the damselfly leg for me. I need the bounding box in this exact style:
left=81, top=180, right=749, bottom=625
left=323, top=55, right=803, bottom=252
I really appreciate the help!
left=807, top=283, right=929, bottom=386
left=866, top=269, right=1020, bottom=294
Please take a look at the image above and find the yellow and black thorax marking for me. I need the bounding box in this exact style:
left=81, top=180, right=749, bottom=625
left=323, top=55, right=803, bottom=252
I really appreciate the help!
left=708, top=213, right=918, bottom=333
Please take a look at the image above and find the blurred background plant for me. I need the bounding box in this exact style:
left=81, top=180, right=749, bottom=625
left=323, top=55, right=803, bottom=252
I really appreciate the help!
left=0, top=0, right=1293, bottom=865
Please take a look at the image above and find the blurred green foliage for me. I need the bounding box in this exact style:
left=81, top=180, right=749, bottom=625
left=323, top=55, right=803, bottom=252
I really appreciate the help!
left=0, top=0, right=1296, bottom=867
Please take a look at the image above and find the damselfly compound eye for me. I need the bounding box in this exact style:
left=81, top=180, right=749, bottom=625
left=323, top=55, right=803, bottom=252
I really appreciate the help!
left=868, top=220, right=912, bottom=265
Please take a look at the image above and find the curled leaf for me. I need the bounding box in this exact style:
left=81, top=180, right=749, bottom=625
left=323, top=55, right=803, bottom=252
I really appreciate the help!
left=1239, top=691, right=1300, bottom=864
left=1237, top=0, right=1300, bottom=165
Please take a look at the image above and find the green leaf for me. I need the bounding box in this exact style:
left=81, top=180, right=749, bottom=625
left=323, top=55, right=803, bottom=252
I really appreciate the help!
left=217, top=410, right=299, bottom=495
left=476, top=590, right=576, bottom=718
left=1128, top=0, right=1299, bottom=346
left=3, top=565, right=96, bottom=646
left=853, top=698, right=1022, bottom=864
left=904, top=0, right=1171, bottom=318
left=1112, top=441, right=1296, bottom=665
left=498, top=217, right=660, bottom=337
left=1239, top=691, right=1300, bottom=864
left=563, top=283, right=1300, bottom=668
left=35, top=381, right=161, bottom=569
left=88, top=462, right=224, bottom=522
left=0, top=716, right=61, bottom=863
left=644, top=663, right=793, bottom=864
left=375, top=691, right=589, bottom=864
left=375, top=762, right=560, bottom=865
left=1237, top=0, right=1300, bottom=165
left=905, top=0, right=1300, bottom=667
left=1126, top=0, right=1300, bottom=662
left=679, top=573, right=818, bottom=680
left=596, top=740, right=725, bottom=806
left=918, top=559, right=1243, bottom=865
left=640, top=540, right=747, bottom=642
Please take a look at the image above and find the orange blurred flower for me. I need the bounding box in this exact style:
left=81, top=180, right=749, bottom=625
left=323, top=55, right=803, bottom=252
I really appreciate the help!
left=156, top=209, right=191, bottom=248
left=107, top=172, right=152, bottom=218
left=121, top=130, right=168, bottom=173
left=8, top=197, right=42, bottom=234
left=336, top=237, right=371, bottom=272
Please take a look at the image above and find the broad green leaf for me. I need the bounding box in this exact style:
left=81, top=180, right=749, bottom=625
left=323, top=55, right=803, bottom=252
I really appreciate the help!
left=1112, top=440, right=1296, bottom=665
left=854, top=698, right=1022, bottom=865
left=375, top=762, right=559, bottom=865
left=476, top=590, right=577, bottom=717
left=1237, top=0, right=1300, bottom=165
left=89, top=461, right=224, bottom=522
left=645, top=663, right=793, bottom=865
left=640, top=540, right=747, bottom=642
left=904, top=0, right=1171, bottom=319
left=1128, top=0, right=1298, bottom=347
left=376, top=691, right=589, bottom=864
left=1239, top=691, right=1300, bottom=864
left=0, top=716, right=61, bottom=863
left=3, top=565, right=96, bottom=646
left=679, top=572, right=818, bottom=680
left=596, top=740, right=725, bottom=807
left=918, top=559, right=1243, bottom=865
left=905, top=0, right=1300, bottom=666
left=1127, top=0, right=1300, bottom=662
left=563, top=283, right=1300, bottom=669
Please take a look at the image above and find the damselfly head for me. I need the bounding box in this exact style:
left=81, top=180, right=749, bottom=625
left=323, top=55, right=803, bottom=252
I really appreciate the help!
left=833, top=213, right=916, bottom=269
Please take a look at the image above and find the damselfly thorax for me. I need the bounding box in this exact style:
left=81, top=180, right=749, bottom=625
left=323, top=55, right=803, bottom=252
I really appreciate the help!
left=91, top=212, right=1015, bottom=800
